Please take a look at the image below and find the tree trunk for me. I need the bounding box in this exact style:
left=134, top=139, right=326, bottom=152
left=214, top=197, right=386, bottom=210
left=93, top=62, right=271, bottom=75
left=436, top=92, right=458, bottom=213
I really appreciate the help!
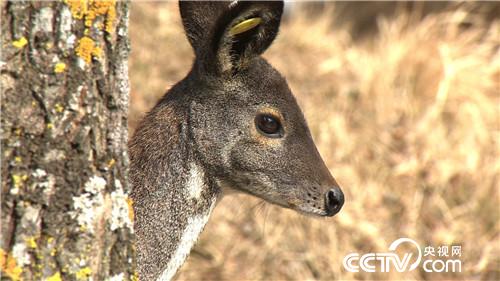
left=1, top=1, right=135, bottom=280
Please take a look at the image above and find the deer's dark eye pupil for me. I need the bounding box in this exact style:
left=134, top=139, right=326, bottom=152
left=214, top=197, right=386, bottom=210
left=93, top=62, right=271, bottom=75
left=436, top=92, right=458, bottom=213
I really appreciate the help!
left=255, top=114, right=282, bottom=137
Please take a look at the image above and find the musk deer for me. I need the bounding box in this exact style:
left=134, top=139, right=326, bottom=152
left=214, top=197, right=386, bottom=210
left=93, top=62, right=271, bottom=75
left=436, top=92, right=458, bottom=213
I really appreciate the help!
left=129, top=1, right=344, bottom=280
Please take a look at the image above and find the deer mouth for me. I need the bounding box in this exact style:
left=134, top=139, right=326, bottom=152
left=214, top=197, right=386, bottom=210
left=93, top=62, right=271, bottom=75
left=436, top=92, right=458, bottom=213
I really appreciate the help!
left=294, top=205, right=331, bottom=217
left=288, top=187, right=344, bottom=217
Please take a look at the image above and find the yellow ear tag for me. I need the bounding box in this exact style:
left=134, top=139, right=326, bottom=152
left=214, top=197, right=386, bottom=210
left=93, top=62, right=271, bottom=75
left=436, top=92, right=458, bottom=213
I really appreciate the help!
left=229, top=17, right=262, bottom=36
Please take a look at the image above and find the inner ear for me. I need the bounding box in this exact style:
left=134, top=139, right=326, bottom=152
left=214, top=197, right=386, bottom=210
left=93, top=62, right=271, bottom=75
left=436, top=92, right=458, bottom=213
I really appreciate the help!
left=213, top=10, right=265, bottom=73
left=230, top=16, right=261, bottom=65
left=208, top=2, right=283, bottom=75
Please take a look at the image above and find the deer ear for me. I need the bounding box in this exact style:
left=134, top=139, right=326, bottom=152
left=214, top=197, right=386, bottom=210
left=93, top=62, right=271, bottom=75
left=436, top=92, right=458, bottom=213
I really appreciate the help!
left=180, top=1, right=284, bottom=75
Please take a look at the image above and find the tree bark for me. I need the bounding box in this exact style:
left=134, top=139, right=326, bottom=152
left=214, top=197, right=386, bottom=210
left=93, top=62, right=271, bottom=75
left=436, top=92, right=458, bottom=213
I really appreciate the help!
left=1, top=1, right=135, bottom=280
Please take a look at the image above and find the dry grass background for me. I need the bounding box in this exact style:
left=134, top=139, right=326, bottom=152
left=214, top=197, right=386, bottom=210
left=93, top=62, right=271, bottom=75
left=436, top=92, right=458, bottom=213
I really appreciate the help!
left=128, top=2, right=499, bottom=280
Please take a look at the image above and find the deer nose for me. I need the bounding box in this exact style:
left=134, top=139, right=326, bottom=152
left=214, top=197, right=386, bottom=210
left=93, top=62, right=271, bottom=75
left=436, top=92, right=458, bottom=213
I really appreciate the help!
left=325, top=188, right=344, bottom=216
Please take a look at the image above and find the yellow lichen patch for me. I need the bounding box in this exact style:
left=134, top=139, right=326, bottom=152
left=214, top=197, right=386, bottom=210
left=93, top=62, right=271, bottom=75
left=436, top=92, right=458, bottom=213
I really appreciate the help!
left=12, top=37, right=28, bottom=48
left=54, top=63, right=66, bottom=73
left=86, top=0, right=116, bottom=33
left=93, top=46, right=102, bottom=57
left=75, top=36, right=102, bottom=64
left=25, top=237, right=37, bottom=249
left=0, top=249, right=23, bottom=281
left=47, top=123, right=54, bottom=130
left=65, top=0, right=87, bottom=19
left=46, top=271, right=62, bottom=281
left=132, top=271, right=139, bottom=281
left=104, top=2, right=116, bottom=33
left=14, top=156, right=22, bottom=163
left=65, top=0, right=116, bottom=33
left=54, top=103, right=64, bottom=113
left=65, top=0, right=116, bottom=66
left=75, top=267, right=92, bottom=280
left=127, top=197, right=134, bottom=223
left=12, top=174, right=28, bottom=188
left=107, top=158, right=115, bottom=168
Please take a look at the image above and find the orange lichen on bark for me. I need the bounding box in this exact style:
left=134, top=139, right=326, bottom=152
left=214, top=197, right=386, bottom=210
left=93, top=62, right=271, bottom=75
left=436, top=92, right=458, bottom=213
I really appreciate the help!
left=65, top=0, right=87, bottom=19
left=65, top=0, right=117, bottom=33
left=86, top=0, right=116, bottom=33
left=75, top=36, right=102, bottom=64
left=65, top=0, right=116, bottom=64
left=0, top=249, right=23, bottom=281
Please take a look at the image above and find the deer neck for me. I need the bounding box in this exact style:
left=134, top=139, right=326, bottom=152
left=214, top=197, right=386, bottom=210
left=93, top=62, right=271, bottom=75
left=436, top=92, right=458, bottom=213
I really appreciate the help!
left=130, top=104, right=220, bottom=281
left=156, top=162, right=219, bottom=281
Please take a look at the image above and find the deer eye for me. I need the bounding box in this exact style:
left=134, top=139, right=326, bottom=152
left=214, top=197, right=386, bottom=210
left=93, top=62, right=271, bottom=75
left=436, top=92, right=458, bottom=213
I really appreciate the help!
left=255, top=114, right=283, bottom=138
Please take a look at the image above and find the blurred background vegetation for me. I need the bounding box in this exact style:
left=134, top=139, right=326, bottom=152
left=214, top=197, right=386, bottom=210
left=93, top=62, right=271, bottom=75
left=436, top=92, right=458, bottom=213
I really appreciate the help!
left=128, top=2, right=499, bottom=280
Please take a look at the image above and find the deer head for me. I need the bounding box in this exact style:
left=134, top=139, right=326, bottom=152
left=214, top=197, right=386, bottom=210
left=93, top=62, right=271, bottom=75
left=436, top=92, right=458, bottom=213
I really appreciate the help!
left=130, top=1, right=344, bottom=280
